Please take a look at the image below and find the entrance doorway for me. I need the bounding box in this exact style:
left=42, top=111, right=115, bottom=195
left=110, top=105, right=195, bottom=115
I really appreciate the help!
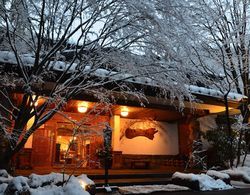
left=54, top=122, right=103, bottom=168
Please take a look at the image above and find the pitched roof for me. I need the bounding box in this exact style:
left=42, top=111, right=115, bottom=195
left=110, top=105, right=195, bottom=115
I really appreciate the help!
left=0, top=50, right=247, bottom=103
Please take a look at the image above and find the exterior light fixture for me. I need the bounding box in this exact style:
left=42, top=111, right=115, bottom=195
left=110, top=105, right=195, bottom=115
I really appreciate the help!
left=78, top=106, right=88, bottom=113
left=121, top=107, right=129, bottom=117
left=77, top=102, right=88, bottom=113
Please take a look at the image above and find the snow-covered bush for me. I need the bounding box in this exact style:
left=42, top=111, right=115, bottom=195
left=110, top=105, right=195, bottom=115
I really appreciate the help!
left=0, top=170, right=94, bottom=194
left=28, top=173, right=69, bottom=188
left=222, top=167, right=250, bottom=183
left=4, top=176, right=30, bottom=194
left=206, top=170, right=230, bottom=184
left=0, top=169, right=13, bottom=193
left=0, top=170, right=9, bottom=178
left=30, top=176, right=90, bottom=195
left=172, top=172, right=233, bottom=191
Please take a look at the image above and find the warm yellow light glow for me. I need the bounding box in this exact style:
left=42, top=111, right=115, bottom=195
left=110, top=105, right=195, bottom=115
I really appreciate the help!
left=79, top=180, right=87, bottom=190
left=85, top=139, right=90, bottom=145
left=78, top=106, right=88, bottom=113
left=25, top=117, right=34, bottom=148
left=121, top=107, right=129, bottom=117
left=32, top=95, right=39, bottom=107
left=77, top=102, right=88, bottom=113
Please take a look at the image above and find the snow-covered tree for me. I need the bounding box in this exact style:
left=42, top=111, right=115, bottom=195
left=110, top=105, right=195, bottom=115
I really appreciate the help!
left=138, top=0, right=250, bottom=167
left=124, top=0, right=202, bottom=85
left=186, top=0, right=250, bottom=167
left=0, top=0, right=193, bottom=170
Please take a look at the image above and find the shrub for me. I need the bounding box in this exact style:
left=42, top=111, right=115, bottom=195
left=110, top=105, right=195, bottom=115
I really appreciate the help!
left=203, top=129, right=237, bottom=168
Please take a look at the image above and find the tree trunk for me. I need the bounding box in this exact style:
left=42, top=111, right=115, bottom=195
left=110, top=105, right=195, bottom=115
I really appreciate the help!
left=237, top=101, right=250, bottom=166
left=0, top=154, right=12, bottom=171
left=224, top=94, right=234, bottom=167
left=0, top=137, right=13, bottom=172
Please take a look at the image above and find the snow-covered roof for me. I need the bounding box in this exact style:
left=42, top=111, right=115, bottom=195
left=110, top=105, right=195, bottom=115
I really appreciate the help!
left=187, top=85, right=247, bottom=102
left=0, top=51, right=34, bottom=66
left=0, top=51, right=78, bottom=71
left=0, top=51, right=247, bottom=102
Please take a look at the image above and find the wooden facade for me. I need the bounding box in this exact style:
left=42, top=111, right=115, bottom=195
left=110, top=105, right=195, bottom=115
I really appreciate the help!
left=11, top=89, right=244, bottom=172
left=14, top=103, right=204, bottom=171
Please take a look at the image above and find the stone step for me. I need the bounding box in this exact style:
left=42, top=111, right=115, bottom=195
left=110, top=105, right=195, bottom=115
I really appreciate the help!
left=88, top=173, right=173, bottom=180
left=94, top=177, right=172, bottom=187
left=88, top=172, right=173, bottom=187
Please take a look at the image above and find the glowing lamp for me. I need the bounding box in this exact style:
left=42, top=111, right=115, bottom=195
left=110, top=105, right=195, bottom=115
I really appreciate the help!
left=78, top=106, right=88, bottom=113
left=77, top=102, right=88, bottom=113
left=121, top=107, right=129, bottom=117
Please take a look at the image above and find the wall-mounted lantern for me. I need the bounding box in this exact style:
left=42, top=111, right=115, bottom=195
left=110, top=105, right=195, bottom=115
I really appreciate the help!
left=78, top=102, right=88, bottom=113
left=121, top=107, right=129, bottom=117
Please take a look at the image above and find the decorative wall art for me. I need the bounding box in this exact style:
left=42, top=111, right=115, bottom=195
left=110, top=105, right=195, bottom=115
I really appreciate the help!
left=119, top=119, right=179, bottom=155
left=125, top=127, right=158, bottom=140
